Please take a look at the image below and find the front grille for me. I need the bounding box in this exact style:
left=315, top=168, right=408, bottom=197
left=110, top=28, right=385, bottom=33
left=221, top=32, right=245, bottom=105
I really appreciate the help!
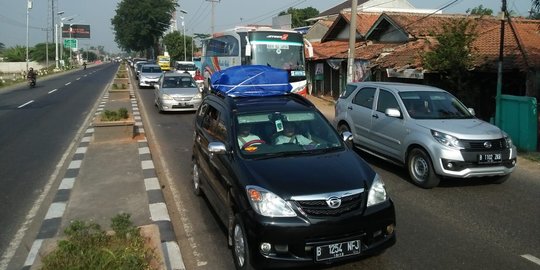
left=294, top=193, right=362, bottom=217
left=174, top=97, right=192, bottom=101
left=464, top=138, right=506, bottom=151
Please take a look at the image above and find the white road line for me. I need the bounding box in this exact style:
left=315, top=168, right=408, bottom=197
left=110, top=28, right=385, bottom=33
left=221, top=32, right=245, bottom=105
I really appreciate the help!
left=17, top=100, right=34, bottom=108
left=521, top=254, right=540, bottom=266
left=65, top=82, right=71, bottom=86
left=48, top=89, right=58, bottom=94
left=76, top=77, right=81, bottom=80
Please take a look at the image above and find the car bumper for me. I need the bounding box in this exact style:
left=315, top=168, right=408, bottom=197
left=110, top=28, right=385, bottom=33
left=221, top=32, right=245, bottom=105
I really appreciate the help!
left=139, top=79, right=159, bottom=87
left=432, top=146, right=517, bottom=178
left=159, top=98, right=202, bottom=112
left=241, top=201, right=396, bottom=269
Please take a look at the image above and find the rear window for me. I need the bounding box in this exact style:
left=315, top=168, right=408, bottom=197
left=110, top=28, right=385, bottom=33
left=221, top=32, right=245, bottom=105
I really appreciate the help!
left=142, top=66, right=162, bottom=73
left=176, top=63, right=197, bottom=71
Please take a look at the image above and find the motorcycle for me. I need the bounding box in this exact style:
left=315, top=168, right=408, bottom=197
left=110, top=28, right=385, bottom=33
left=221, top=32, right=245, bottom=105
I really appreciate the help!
left=28, top=77, right=36, bottom=88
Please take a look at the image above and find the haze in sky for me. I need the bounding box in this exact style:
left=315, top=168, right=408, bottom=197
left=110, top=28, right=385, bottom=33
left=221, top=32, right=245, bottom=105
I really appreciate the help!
left=0, top=0, right=534, bottom=54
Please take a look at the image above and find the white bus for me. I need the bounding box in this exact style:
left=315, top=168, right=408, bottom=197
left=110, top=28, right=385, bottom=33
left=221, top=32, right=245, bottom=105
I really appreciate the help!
left=201, top=26, right=313, bottom=96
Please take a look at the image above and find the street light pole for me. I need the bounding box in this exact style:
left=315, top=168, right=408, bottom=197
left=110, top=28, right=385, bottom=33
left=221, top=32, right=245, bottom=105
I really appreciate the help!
left=26, top=0, right=32, bottom=72
left=55, top=11, right=64, bottom=69
left=179, top=9, right=188, bottom=61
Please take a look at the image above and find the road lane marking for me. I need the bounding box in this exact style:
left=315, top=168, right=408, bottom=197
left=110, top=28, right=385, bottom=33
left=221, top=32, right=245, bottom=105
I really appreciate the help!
left=17, top=100, right=34, bottom=108
left=65, top=82, right=71, bottom=86
left=48, top=88, right=58, bottom=94
left=521, top=254, right=540, bottom=266
left=76, top=77, right=81, bottom=80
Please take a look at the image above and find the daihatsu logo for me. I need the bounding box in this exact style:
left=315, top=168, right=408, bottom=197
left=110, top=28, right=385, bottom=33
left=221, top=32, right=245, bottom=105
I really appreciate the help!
left=484, top=141, right=492, bottom=149
left=326, top=197, right=342, bottom=209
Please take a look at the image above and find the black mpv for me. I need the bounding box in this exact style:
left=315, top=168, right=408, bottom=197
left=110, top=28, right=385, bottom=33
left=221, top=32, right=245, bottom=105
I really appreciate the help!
left=192, top=92, right=396, bottom=269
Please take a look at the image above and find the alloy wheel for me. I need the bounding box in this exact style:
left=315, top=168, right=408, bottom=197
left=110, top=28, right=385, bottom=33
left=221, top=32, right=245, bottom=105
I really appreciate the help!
left=234, top=224, right=246, bottom=267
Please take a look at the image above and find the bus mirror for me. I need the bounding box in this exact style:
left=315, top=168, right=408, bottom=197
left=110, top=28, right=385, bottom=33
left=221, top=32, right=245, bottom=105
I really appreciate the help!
left=304, top=38, right=314, bottom=58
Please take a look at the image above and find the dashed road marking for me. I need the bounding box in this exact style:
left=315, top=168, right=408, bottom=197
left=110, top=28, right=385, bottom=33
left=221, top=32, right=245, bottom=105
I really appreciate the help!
left=48, top=89, right=58, bottom=94
left=18, top=100, right=34, bottom=108
left=65, top=82, right=71, bottom=86
left=521, top=254, right=540, bottom=266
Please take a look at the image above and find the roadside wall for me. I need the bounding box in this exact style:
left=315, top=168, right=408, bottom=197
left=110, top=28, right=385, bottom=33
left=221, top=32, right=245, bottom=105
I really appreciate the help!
left=0, top=62, right=45, bottom=73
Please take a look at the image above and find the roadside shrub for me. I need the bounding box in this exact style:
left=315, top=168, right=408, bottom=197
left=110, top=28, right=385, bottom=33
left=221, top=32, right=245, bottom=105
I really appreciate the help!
left=41, top=213, right=157, bottom=270
left=101, top=108, right=129, bottom=121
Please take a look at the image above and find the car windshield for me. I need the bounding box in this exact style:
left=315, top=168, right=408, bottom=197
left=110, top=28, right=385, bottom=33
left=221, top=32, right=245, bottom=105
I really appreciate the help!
left=142, top=66, right=162, bottom=73
left=235, top=110, right=343, bottom=158
left=162, top=76, right=196, bottom=88
left=399, top=91, right=474, bottom=119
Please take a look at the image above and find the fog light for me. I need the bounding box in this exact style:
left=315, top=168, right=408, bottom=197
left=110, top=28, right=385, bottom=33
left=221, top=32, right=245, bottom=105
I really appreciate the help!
left=386, top=224, right=395, bottom=234
left=260, top=242, right=272, bottom=253
left=512, top=160, right=516, bottom=165
left=447, top=162, right=453, bottom=169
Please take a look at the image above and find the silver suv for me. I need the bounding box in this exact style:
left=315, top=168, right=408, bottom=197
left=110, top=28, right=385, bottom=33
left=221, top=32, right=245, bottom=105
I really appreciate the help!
left=335, top=82, right=517, bottom=188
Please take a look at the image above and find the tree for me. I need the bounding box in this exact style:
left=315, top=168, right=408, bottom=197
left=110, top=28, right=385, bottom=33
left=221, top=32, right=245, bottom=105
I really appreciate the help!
left=530, top=0, right=540, bottom=19
left=466, top=5, right=493, bottom=15
left=423, top=19, right=478, bottom=104
left=111, top=0, right=177, bottom=58
left=31, top=43, right=56, bottom=62
left=163, top=31, right=192, bottom=62
left=278, top=7, right=319, bottom=28
left=3, top=46, right=26, bottom=62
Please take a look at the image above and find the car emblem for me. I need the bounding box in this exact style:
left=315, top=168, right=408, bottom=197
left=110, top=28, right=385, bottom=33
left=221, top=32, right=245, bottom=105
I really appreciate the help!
left=484, top=141, right=492, bottom=149
left=326, top=197, right=341, bottom=209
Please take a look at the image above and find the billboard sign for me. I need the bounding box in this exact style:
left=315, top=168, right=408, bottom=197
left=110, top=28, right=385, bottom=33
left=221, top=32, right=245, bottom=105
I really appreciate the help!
left=61, top=24, right=91, bottom=38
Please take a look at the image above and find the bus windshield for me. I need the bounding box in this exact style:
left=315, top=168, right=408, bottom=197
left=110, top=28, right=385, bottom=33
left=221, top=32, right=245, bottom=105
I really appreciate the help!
left=250, top=42, right=305, bottom=75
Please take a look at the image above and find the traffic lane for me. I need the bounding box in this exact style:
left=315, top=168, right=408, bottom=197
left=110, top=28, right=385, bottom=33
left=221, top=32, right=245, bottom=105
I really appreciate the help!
left=0, top=65, right=110, bottom=113
left=0, top=63, right=117, bottom=256
left=137, top=81, right=539, bottom=269
left=357, top=151, right=540, bottom=269
left=135, top=86, right=235, bottom=270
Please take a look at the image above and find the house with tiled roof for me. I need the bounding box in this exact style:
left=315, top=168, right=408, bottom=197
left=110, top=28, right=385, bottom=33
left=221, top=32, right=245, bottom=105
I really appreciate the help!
left=305, top=11, right=540, bottom=120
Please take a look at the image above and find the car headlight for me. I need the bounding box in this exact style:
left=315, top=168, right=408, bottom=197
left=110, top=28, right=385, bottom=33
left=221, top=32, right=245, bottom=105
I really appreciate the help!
left=367, top=174, right=388, bottom=207
left=246, top=186, right=296, bottom=217
left=504, top=136, right=513, bottom=148
left=194, top=92, right=202, bottom=99
left=161, top=94, right=173, bottom=100
left=431, top=130, right=464, bottom=149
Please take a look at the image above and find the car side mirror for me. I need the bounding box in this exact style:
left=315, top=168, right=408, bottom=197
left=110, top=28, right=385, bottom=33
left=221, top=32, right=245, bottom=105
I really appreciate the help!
left=385, top=108, right=402, bottom=118
left=468, top=108, right=476, bottom=116
left=208, top=142, right=227, bottom=154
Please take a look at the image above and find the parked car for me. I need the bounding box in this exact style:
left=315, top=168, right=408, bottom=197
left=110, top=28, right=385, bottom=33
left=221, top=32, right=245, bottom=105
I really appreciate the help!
left=153, top=72, right=202, bottom=112
left=192, top=66, right=396, bottom=269
left=335, top=82, right=517, bottom=188
left=138, top=64, right=162, bottom=88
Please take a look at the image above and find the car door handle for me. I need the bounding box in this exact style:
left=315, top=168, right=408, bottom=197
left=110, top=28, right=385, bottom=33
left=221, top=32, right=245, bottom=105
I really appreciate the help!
left=372, top=114, right=379, bottom=119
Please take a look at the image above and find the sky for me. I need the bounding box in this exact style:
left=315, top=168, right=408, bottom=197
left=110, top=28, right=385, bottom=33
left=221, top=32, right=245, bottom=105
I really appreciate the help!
left=0, top=0, right=535, bottom=54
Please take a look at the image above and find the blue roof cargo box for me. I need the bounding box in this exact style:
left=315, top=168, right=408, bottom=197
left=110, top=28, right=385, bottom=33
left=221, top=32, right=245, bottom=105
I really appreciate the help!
left=211, top=65, right=292, bottom=97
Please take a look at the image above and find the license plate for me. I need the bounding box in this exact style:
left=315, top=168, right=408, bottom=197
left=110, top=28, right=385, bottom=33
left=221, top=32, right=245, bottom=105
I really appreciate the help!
left=478, top=153, right=502, bottom=164
left=315, top=240, right=361, bottom=261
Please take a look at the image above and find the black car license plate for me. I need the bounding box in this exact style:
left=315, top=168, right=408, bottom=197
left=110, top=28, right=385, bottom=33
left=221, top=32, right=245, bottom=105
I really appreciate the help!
left=478, top=153, right=502, bottom=164
left=315, top=240, right=361, bottom=261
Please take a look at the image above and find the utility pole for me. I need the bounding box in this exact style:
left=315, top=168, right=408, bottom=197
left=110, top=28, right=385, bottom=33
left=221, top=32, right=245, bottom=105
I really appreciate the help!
left=346, top=0, right=358, bottom=83
left=26, top=0, right=32, bottom=72
left=495, top=0, right=507, bottom=127
left=206, top=0, right=220, bottom=35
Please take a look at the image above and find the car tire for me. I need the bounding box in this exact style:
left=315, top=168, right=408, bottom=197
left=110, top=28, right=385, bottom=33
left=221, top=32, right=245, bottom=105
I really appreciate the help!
left=192, top=162, right=202, bottom=196
left=338, top=122, right=351, bottom=134
left=231, top=215, right=254, bottom=270
left=407, top=148, right=440, bottom=189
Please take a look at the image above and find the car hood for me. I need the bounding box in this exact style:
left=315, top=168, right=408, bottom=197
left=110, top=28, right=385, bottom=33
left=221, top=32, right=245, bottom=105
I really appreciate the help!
left=414, top=119, right=504, bottom=139
left=160, top=87, right=199, bottom=97
left=240, top=150, right=375, bottom=199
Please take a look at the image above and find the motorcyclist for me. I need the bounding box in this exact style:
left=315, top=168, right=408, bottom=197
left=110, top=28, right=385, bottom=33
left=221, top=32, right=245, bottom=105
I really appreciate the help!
left=27, top=67, right=37, bottom=86
left=83, top=62, right=87, bottom=70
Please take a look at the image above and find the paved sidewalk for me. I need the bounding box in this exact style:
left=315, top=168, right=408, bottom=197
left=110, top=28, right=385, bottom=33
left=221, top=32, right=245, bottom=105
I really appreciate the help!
left=21, top=84, right=184, bottom=269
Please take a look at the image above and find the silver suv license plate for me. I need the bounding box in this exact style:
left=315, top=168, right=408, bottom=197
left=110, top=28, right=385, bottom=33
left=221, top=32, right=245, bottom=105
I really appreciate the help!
left=315, top=240, right=361, bottom=261
left=478, top=153, right=502, bottom=164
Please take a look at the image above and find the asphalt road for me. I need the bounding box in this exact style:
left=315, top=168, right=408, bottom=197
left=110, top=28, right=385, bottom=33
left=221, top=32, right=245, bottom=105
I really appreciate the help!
left=139, top=69, right=540, bottom=269
left=0, top=63, right=117, bottom=263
